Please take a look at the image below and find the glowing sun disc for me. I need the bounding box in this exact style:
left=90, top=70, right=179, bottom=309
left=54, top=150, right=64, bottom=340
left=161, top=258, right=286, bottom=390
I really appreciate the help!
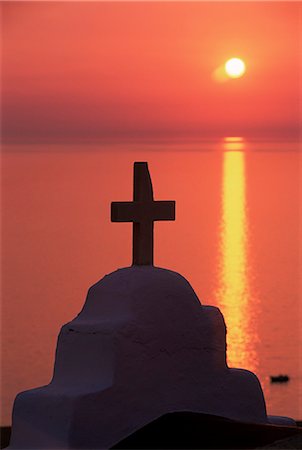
left=225, top=58, right=246, bottom=78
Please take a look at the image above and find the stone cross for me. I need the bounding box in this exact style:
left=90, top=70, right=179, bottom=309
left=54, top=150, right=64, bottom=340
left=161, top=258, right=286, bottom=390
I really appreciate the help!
left=111, top=162, right=175, bottom=265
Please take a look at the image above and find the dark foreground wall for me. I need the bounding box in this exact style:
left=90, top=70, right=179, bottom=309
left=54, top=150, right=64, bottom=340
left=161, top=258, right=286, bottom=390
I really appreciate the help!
left=112, top=413, right=302, bottom=450
left=0, top=428, right=11, bottom=450
left=2, top=416, right=302, bottom=449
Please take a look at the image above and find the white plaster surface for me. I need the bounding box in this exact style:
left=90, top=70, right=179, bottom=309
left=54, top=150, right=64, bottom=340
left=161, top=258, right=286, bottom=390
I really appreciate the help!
left=9, top=266, right=293, bottom=449
left=268, top=416, right=297, bottom=426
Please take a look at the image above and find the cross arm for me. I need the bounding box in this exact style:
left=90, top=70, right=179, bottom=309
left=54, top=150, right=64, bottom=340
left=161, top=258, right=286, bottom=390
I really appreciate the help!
left=111, top=202, right=137, bottom=222
left=152, top=201, right=176, bottom=221
left=111, top=200, right=176, bottom=223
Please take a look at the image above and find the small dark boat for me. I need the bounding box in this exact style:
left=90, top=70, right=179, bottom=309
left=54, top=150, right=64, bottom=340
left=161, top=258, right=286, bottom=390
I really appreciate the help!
left=270, top=374, right=290, bottom=383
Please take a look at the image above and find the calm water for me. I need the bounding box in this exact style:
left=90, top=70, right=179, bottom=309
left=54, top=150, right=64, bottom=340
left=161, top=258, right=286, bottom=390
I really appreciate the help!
left=1, top=140, right=301, bottom=425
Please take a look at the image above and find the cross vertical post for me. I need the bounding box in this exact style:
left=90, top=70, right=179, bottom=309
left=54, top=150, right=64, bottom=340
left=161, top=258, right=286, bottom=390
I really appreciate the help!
left=111, top=162, right=175, bottom=266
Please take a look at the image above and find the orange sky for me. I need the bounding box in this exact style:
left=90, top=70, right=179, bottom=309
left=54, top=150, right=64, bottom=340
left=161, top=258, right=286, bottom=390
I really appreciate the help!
left=2, top=2, right=300, bottom=142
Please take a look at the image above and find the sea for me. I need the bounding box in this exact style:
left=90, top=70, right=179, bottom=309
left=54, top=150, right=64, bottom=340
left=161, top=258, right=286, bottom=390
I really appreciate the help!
left=1, top=138, right=301, bottom=425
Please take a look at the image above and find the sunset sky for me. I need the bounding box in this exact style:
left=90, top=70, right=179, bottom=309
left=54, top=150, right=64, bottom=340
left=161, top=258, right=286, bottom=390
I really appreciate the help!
left=2, top=2, right=300, bottom=142
left=2, top=2, right=302, bottom=428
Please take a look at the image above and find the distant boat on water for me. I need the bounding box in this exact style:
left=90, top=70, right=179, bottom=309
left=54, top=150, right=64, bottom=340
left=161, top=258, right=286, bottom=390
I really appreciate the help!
left=270, top=374, right=290, bottom=383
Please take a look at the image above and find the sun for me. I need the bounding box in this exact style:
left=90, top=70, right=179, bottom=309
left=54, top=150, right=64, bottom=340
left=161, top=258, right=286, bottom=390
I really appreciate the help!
left=225, top=58, right=246, bottom=79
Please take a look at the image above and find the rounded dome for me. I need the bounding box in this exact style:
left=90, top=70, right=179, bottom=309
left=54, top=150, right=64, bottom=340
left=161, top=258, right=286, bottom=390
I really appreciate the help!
left=75, top=266, right=202, bottom=324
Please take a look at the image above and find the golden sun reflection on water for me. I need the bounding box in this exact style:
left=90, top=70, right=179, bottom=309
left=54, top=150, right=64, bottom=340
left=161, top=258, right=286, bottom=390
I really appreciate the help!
left=215, top=141, right=259, bottom=372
